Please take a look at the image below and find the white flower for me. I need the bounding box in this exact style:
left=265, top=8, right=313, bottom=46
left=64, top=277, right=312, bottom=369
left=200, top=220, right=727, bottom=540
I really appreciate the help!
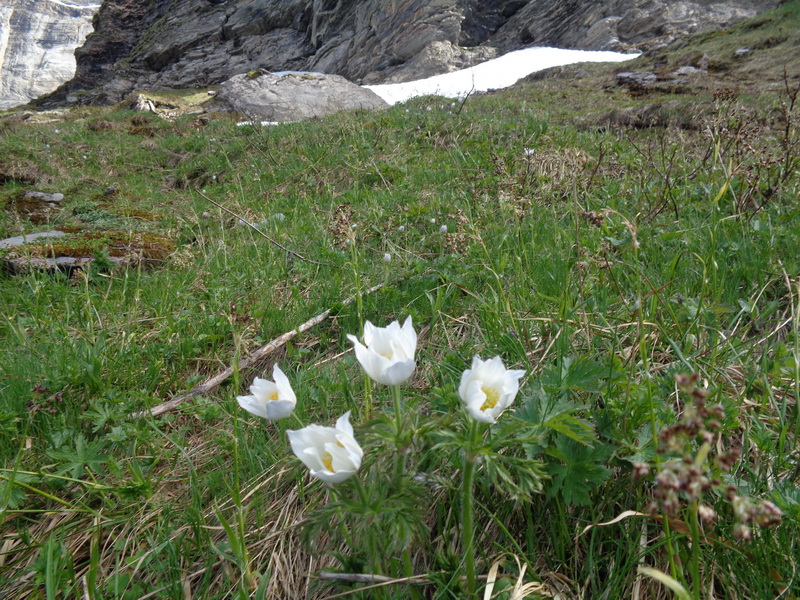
left=439, top=225, right=448, bottom=234
left=236, top=364, right=296, bottom=421
left=287, top=411, right=363, bottom=484
left=430, top=218, right=436, bottom=224
left=383, top=253, right=392, bottom=263
left=398, top=225, right=405, bottom=232
left=459, top=356, right=525, bottom=424
left=347, top=316, right=417, bottom=386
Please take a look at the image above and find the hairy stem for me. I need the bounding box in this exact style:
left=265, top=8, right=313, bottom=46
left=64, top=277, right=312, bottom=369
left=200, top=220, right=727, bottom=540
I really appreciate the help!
left=462, top=419, right=479, bottom=596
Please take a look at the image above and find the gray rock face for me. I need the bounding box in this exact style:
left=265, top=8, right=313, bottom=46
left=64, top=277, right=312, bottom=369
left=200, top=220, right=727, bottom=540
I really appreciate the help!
left=0, top=0, right=99, bottom=110
left=43, top=0, right=778, bottom=106
left=488, top=0, right=779, bottom=53
left=214, top=71, right=388, bottom=122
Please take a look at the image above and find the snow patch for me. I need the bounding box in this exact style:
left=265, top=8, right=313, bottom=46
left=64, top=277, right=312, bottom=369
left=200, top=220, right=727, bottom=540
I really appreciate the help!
left=365, top=46, right=638, bottom=105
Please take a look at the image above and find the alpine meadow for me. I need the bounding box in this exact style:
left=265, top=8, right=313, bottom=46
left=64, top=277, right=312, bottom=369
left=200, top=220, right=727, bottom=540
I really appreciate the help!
left=1, top=3, right=800, bottom=598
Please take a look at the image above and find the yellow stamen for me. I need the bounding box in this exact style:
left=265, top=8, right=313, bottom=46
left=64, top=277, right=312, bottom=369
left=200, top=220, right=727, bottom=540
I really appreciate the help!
left=479, top=386, right=500, bottom=411
left=379, top=351, right=394, bottom=360
left=321, top=443, right=344, bottom=472
left=268, top=391, right=279, bottom=401
left=321, top=451, right=334, bottom=471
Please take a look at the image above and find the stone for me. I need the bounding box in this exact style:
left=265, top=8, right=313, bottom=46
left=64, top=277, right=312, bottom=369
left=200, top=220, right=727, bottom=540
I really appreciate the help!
left=23, top=191, right=64, bottom=203
left=213, top=71, right=388, bottom=121
left=667, top=65, right=703, bottom=78
left=0, top=230, right=65, bottom=249
left=616, top=71, right=658, bottom=88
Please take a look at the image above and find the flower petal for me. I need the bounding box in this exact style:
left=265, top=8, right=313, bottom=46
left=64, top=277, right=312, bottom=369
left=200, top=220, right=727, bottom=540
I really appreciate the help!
left=265, top=399, right=296, bottom=421
left=237, top=394, right=269, bottom=419
left=272, top=364, right=297, bottom=404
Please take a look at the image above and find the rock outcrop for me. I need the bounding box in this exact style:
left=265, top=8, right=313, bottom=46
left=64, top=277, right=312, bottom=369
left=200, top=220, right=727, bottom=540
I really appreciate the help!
left=0, top=0, right=99, bottom=110
left=42, top=0, right=779, bottom=106
left=213, top=71, right=388, bottom=122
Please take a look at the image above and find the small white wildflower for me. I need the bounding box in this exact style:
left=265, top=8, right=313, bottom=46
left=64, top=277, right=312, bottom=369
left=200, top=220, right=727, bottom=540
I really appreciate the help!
left=430, top=218, right=436, bottom=224
left=344, top=238, right=352, bottom=246
left=54, top=129, right=60, bottom=134
left=398, top=225, right=405, bottom=232
left=351, top=223, right=358, bottom=229
left=272, top=213, right=286, bottom=222
left=524, top=148, right=535, bottom=156
left=383, top=253, right=392, bottom=263
left=439, top=225, right=448, bottom=234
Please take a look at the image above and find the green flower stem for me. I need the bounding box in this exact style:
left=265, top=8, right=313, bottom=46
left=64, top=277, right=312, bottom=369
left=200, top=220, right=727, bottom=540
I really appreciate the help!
left=392, top=384, right=406, bottom=486
left=462, top=419, right=480, bottom=597
left=688, top=499, right=702, bottom=600
left=363, top=373, right=373, bottom=420
left=392, top=384, right=403, bottom=430
left=688, top=441, right=709, bottom=600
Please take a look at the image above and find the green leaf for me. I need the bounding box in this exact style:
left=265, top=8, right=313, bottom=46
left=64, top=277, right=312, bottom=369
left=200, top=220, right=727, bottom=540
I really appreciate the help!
left=545, top=412, right=596, bottom=445
left=545, top=437, right=613, bottom=506
left=515, top=387, right=596, bottom=446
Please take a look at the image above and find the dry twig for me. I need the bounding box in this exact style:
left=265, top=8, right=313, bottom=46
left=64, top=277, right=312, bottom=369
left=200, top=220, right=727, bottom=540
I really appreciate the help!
left=132, top=283, right=385, bottom=418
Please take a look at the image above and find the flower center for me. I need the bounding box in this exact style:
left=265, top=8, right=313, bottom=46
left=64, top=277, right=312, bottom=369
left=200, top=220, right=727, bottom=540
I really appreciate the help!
left=480, top=386, right=500, bottom=411
left=321, top=451, right=334, bottom=471
left=268, top=391, right=279, bottom=401
left=379, top=351, right=394, bottom=360
left=321, top=441, right=346, bottom=472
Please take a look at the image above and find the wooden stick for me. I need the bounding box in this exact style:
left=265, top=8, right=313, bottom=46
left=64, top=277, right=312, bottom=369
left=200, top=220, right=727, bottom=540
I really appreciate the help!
left=317, top=572, right=430, bottom=599
left=132, top=283, right=385, bottom=418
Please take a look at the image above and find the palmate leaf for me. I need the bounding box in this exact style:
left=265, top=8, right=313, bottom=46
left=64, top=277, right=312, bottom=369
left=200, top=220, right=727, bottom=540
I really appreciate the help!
left=514, top=387, right=597, bottom=446
left=541, top=356, right=609, bottom=396
left=46, top=434, right=110, bottom=479
left=545, top=437, right=613, bottom=506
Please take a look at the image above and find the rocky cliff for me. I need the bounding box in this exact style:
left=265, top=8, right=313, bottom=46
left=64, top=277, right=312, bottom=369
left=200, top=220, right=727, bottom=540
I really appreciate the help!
left=0, top=0, right=99, bottom=110
left=44, top=0, right=779, bottom=106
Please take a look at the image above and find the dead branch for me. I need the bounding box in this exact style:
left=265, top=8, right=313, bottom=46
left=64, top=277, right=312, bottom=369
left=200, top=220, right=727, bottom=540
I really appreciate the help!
left=132, top=283, right=385, bottom=418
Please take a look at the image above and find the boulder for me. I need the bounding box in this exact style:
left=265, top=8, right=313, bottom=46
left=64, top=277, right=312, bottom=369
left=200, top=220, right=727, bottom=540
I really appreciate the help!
left=213, top=71, right=388, bottom=121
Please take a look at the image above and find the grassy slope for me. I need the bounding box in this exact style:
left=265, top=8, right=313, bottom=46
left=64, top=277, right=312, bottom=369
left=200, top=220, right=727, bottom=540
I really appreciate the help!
left=1, top=3, right=799, bottom=598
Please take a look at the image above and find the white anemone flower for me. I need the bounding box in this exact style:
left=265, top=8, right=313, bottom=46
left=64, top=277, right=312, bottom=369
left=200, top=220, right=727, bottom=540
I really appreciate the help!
left=236, top=364, right=296, bottom=421
left=287, top=411, right=363, bottom=484
left=459, top=356, right=525, bottom=424
left=347, top=316, right=417, bottom=386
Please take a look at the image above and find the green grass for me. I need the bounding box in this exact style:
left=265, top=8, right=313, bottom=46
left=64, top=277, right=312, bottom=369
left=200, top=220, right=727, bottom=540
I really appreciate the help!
left=2, top=8, right=800, bottom=597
